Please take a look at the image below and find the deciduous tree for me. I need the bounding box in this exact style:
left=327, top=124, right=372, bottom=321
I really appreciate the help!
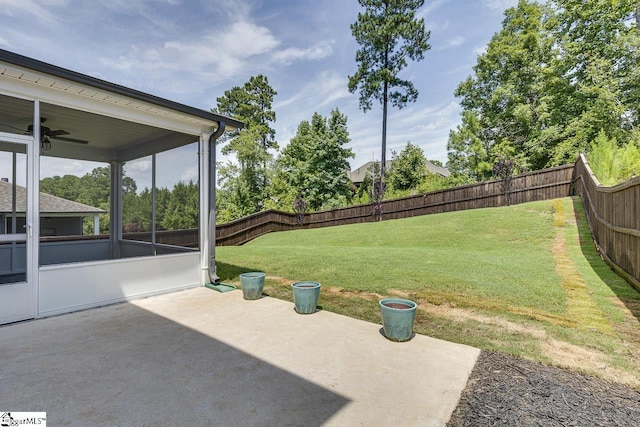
left=447, top=0, right=640, bottom=180
left=278, top=109, right=354, bottom=211
left=214, top=75, right=277, bottom=216
left=387, top=142, right=427, bottom=191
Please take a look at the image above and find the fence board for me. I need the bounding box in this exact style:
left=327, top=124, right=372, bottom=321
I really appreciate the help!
left=216, top=164, right=574, bottom=245
left=572, top=154, right=640, bottom=291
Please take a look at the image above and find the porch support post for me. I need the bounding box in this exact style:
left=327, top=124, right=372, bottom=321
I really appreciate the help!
left=151, top=153, right=157, bottom=254
left=93, top=215, right=100, bottom=235
left=30, top=99, right=41, bottom=318
left=110, top=161, right=123, bottom=259
left=199, top=133, right=208, bottom=285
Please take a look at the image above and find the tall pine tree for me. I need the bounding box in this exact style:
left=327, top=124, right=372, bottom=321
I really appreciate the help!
left=349, top=0, right=431, bottom=179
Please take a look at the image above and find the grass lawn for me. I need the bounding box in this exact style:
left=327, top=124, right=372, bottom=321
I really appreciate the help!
left=217, top=196, right=640, bottom=388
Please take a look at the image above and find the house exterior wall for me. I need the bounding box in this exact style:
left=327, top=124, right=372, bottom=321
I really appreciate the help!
left=5, top=216, right=85, bottom=236
left=40, top=216, right=83, bottom=236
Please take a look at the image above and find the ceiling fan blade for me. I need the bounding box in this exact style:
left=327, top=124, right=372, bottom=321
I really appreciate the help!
left=52, top=136, right=89, bottom=145
left=50, top=129, right=70, bottom=137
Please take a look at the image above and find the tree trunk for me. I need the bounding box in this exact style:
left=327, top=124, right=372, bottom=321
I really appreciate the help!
left=382, top=80, right=388, bottom=180
left=381, top=12, right=389, bottom=181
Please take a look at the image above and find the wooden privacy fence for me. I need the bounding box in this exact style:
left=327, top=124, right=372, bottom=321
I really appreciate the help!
left=572, top=154, right=640, bottom=290
left=216, top=164, right=574, bottom=246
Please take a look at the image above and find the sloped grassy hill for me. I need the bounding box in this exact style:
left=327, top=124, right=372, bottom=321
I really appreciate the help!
left=217, top=197, right=640, bottom=387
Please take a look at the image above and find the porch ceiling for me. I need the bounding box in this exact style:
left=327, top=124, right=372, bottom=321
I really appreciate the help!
left=0, top=48, right=243, bottom=163
left=0, top=93, right=200, bottom=163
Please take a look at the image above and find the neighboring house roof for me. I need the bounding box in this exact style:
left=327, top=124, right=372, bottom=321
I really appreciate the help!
left=348, top=160, right=451, bottom=184
left=0, top=180, right=105, bottom=214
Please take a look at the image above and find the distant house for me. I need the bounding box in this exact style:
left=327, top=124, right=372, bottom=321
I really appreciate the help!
left=0, top=179, right=104, bottom=236
left=348, top=160, right=451, bottom=187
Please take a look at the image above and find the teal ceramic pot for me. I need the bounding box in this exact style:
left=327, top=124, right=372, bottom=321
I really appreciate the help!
left=291, top=281, right=321, bottom=314
left=379, top=298, right=417, bottom=342
left=240, top=272, right=266, bottom=300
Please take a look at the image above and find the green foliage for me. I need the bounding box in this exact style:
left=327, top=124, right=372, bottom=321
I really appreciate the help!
left=447, top=0, right=640, bottom=181
left=276, top=109, right=355, bottom=211
left=214, top=75, right=278, bottom=219
left=348, top=0, right=431, bottom=111
left=415, top=173, right=453, bottom=193
left=215, top=74, right=278, bottom=151
left=447, top=111, right=493, bottom=181
left=216, top=161, right=253, bottom=222
left=448, top=0, right=557, bottom=179
left=387, top=142, right=427, bottom=191
left=588, top=130, right=640, bottom=185
left=221, top=127, right=272, bottom=215
left=161, top=181, right=199, bottom=230
left=261, top=161, right=297, bottom=212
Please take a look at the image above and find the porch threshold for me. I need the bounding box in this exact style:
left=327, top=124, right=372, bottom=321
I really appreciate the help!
left=0, top=287, right=479, bottom=426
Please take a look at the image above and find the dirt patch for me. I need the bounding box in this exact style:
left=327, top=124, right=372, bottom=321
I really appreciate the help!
left=421, top=302, right=547, bottom=340
left=421, top=301, right=637, bottom=386
left=541, top=340, right=605, bottom=371
left=448, top=351, right=640, bottom=426
left=540, top=340, right=640, bottom=388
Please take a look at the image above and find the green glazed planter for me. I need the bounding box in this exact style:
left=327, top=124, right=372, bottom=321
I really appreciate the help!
left=379, top=298, right=417, bottom=342
left=291, top=281, right=321, bottom=314
left=240, top=272, right=265, bottom=300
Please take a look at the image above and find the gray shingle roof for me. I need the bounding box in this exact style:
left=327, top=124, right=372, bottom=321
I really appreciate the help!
left=0, top=180, right=105, bottom=214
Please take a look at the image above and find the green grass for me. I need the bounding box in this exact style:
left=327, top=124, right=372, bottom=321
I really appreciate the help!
left=220, top=200, right=563, bottom=310
left=217, top=197, right=640, bottom=387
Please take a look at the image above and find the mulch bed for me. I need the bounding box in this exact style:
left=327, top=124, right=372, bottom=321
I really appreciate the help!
left=448, top=351, right=640, bottom=426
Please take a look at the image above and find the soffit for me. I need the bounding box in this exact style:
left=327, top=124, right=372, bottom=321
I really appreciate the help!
left=0, top=51, right=241, bottom=162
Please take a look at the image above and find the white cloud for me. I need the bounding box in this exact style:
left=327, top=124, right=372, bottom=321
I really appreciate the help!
left=275, top=70, right=350, bottom=111
left=438, top=36, right=465, bottom=50
left=418, top=0, right=449, bottom=19
left=39, top=157, right=106, bottom=180
left=180, top=165, right=199, bottom=183
left=97, top=20, right=282, bottom=95
left=473, top=43, right=489, bottom=56
left=0, top=0, right=63, bottom=23
left=272, top=41, right=334, bottom=65
left=98, top=18, right=337, bottom=100
left=482, top=0, right=517, bottom=11
left=124, top=159, right=151, bottom=173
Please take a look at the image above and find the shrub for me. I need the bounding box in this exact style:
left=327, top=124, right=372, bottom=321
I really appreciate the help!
left=588, top=130, right=640, bottom=185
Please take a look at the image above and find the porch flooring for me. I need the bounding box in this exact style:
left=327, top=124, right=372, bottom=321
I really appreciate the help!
left=0, top=287, right=479, bottom=426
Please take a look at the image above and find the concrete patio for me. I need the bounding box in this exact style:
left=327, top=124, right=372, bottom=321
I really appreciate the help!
left=0, top=287, right=480, bottom=426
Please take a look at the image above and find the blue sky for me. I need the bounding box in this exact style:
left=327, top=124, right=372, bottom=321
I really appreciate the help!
left=0, top=0, right=516, bottom=186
